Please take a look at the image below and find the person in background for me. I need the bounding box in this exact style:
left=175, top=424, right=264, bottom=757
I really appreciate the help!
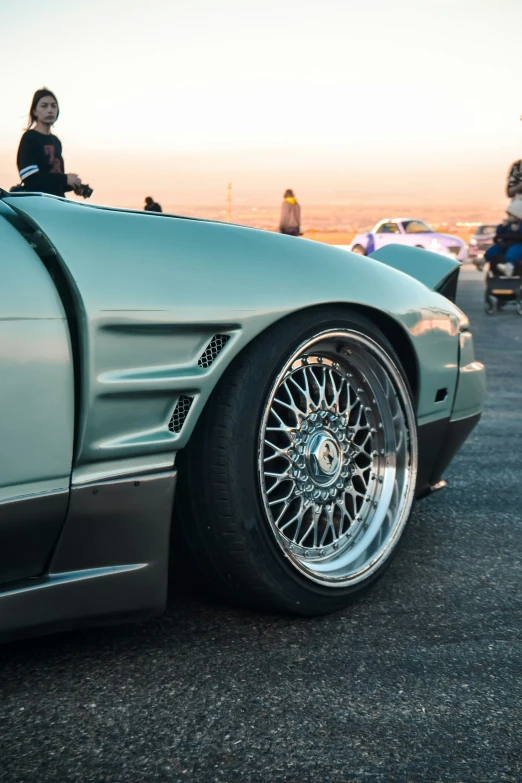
left=507, top=159, right=522, bottom=200
left=484, top=199, right=522, bottom=277
left=16, top=88, right=82, bottom=198
left=144, top=196, right=162, bottom=213
left=279, top=189, right=301, bottom=236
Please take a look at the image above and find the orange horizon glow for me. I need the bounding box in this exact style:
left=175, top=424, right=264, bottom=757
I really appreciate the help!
left=1, top=0, right=520, bottom=217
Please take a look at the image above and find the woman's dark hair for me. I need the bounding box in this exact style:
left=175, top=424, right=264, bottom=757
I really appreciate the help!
left=284, top=189, right=295, bottom=198
left=27, top=88, right=59, bottom=130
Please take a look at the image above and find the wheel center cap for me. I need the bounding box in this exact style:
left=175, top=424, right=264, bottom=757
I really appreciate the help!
left=307, top=431, right=342, bottom=485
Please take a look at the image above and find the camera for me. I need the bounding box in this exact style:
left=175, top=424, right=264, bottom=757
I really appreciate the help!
left=77, top=183, right=93, bottom=199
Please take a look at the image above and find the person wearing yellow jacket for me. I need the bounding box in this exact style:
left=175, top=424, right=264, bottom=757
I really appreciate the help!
left=279, top=189, right=301, bottom=236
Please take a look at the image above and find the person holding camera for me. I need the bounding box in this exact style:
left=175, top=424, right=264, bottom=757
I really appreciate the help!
left=16, top=88, right=91, bottom=199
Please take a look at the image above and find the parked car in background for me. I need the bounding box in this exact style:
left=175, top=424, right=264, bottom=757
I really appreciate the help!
left=348, top=218, right=468, bottom=262
left=468, top=224, right=497, bottom=270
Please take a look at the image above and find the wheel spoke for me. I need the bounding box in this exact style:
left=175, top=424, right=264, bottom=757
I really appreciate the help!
left=335, top=498, right=351, bottom=538
left=264, top=439, right=291, bottom=458
left=319, top=505, right=335, bottom=547
left=258, top=333, right=415, bottom=586
left=274, top=500, right=292, bottom=527
left=268, top=482, right=295, bottom=505
left=288, top=374, right=313, bottom=413
left=278, top=498, right=305, bottom=531
left=328, top=368, right=347, bottom=413
left=265, top=469, right=292, bottom=480
left=263, top=452, right=286, bottom=464
left=308, top=365, right=328, bottom=408
left=297, top=514, right=316, bottom=548
left=272, top=385, right=302, bottom=424
left=267, top=406, right=293, bottom=432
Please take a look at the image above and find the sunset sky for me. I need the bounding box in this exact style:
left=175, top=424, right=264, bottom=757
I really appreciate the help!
left=0, top=0, right=520, bottom=211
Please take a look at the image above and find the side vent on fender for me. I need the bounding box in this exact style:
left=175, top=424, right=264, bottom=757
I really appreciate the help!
left=168, top=395, right=194, bottom=433
left=198, top=334, right=231, bottom=368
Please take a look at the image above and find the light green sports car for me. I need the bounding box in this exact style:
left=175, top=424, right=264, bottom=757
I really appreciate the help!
left=0, top=190, right=485, bottom=640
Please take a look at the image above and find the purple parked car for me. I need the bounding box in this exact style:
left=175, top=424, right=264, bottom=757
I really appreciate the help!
left=348, top=218, right=468, bottom=262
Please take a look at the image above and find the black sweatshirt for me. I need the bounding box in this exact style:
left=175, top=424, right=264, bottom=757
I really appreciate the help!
left=17, top=129, right=72, bottom=197
left=494, top=220, right=522, bottom=246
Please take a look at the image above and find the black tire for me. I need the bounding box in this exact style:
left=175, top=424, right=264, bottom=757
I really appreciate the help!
left=351, top=244, right=366, bottom=256
left=174, top=307, right=417, bottom=616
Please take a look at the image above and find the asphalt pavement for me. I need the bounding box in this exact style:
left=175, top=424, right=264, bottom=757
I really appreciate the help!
left=1, top=265, right=521, bottom=783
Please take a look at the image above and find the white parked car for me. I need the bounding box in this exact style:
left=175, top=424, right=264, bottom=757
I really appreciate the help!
left=347, top=218, right=467, bottom=262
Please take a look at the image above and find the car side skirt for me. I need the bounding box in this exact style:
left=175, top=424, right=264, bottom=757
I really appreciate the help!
left=416, top=413, right=481, bottom=498
left=0, top=490, right=68, bottom=584
left=0, top=471, right=175, bottom=642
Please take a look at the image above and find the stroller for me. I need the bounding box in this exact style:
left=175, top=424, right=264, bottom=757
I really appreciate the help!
left=484, top=270, right=522, bottom=315
left=484, top=198, right=522, bottom=315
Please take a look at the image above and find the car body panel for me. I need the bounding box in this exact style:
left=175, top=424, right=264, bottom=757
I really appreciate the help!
left=5, top=196, right=467, bottom=466
left=451, top=331, right=486, bottom=421
left=369, top=243, right=460, bottom=292
left=0, top=215, right=74, bottom=583
left=0, top=470, right=175, bottom=641
left=0, top=193, right=485, bottom=639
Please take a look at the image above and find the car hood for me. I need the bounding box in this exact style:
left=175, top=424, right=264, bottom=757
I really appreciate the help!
left=435, top=233, right=465, bottom=246
left=2, top=193, right=461, bottom=300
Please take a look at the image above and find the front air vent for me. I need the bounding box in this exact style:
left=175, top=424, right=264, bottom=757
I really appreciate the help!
left=198, top=334, right=231, bottom=368
left=168, top=395, right=194, bottom=433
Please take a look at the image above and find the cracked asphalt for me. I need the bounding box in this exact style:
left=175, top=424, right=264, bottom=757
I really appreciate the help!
left=1, top=265, right=521, bottom=783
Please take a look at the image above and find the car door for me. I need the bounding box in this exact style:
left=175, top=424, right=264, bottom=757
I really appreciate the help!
left=372, top=221, right=404, bottom=250
left=0, top=213, right=74, bottom=584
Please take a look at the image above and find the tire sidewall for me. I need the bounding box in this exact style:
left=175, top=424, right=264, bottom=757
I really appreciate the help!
left=209, top=306, right=417, bottom=611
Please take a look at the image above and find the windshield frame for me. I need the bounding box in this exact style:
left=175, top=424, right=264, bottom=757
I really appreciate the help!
left=400, top=219, right=434, bottom=234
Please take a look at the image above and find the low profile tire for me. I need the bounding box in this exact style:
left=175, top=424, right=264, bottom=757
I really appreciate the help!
left=175, top=307, right=418, bottom=616
left=351, top=244, right=366, bottom=256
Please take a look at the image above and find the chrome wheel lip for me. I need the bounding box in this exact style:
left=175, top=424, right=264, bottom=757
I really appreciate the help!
left=258, top=329, right=417, bottom=588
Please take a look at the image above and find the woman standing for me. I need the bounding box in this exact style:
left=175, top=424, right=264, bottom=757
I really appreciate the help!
left=279, top=189, right=301, bottom=236
left=16, top=88, right=83, bottom=198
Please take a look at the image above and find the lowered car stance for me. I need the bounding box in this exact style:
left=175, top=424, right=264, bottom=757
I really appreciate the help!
left=0, top=190, right=485, bottom=641
left=348, top=218, right=468, bottom=262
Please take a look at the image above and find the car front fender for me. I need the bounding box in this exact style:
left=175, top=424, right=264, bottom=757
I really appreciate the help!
left=4, top=195, right=464, bottom=484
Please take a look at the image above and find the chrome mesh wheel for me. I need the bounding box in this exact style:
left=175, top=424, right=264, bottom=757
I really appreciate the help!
left=258, top=329, right=417, bottom=587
